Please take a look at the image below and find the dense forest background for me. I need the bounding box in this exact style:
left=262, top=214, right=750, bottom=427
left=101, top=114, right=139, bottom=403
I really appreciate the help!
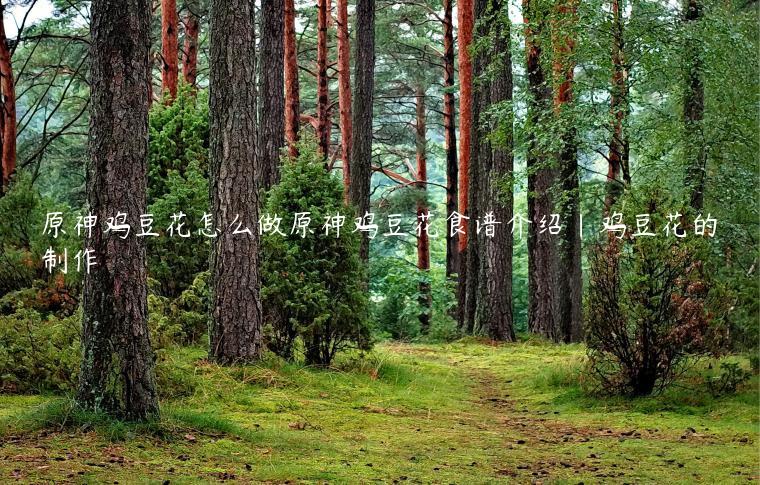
left=0, top=0, right=757, bottom=481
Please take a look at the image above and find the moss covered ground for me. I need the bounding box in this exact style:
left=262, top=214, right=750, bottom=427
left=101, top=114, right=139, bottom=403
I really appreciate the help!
left=0, top=340, right=757, bottom=483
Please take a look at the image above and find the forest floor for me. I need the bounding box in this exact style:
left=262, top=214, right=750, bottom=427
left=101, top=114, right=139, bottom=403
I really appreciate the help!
left=0, top=340, right=757, bottom=484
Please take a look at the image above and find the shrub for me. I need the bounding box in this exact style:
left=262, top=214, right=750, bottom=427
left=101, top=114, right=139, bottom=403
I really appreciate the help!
left=706, top=361, right=752, bottom=396
left=261, top=138, right=371, bottom=366
left=370, top=239, right=458, bottom=342
left=147, top=86, right=210, bottom=297
left=585, top=233, right=715, bottom=396
left=0, top=174, right=80, bottom=299
left=0, top=307, right=81, bottom=393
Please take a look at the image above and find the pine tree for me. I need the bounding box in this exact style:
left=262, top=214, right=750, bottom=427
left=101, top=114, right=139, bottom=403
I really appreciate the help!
left=208, top=0, right=263, bottom=363
left=258, top=0, right=285, bottom=189
left=77, top=0, right=158, bottom=420
left=349, top=0, right=375, bottom=262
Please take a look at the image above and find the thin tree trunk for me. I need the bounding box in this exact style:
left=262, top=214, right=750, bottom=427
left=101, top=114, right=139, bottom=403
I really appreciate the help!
left=77, top=0, right=158, bottom=420
left=552, top=0, right=582, bottom=343
left=161, top=0, right=179, bottom=99
left=415, top=86, right=431, bottom=333
left=258, top=0, right=285, bottom=189
left=284, top=0, right=300, bottom=157
left=349, top=0, right=375, bottom=262
left=443, top=0, right=459, bottom=279
left=0, top=4, right=16, bottom=194
left=605, top=0, right=630, bottom=211
left=209, top=0, right=263, bottom=364
left=473, top=0, right=515, bottom=341
left=456, top=0, right=474, bottom=331
left=337, top=0, right=352, bottom=201
left=316, top=0, right=330, bottom=158
left=182, top=0, right=200, bottom=88
left=524, top=0, right=558, bottom=341
left=683, top=0, right=705, bottom=210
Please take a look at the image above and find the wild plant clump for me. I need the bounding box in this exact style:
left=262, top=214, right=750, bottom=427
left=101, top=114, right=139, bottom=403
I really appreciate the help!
left=585, top=234, right=715, bottom=396
left=261, top=138, right=371, bottom=366
left=0, top=307, right=81, bottom=393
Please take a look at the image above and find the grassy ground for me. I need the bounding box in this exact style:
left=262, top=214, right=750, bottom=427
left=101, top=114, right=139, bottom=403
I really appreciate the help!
left=0, top=340, right=757, bottom=483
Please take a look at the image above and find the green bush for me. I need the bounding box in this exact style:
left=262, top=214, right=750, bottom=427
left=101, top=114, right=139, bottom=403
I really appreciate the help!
left=0, top=174, right=80, bottom=299
left=370, top=258, right=458, bottom=342
left=706, top=361, right=752, bottom=397
left=585, top=191, right=720, bottom=396
left=147, top=86, right=210, bottom=297
left=261, top=138, right=371, bottom=366
left=147, top=272, right=210, bottom=348
left=0, top=307, right=81, bottom=393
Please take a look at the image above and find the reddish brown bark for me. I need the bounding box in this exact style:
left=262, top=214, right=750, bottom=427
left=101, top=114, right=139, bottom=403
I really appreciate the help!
left=161, top=0, right=179, bottom=100
left=605, top=0, right=630, bottom=211
left=415, top=86, right=431, bottom=332
left=284, top=0, right=300, bottom=157
left=181, top=1, right=199, bottom=88
left=443, top=0, right=458, bottom=278
left=0, top=5, right=15, bottom=193
left=337, top=0, right=352, bottom=201
left=552, top=0, right=583, bottom=343
left=457, top=0, right=474, bottom=253
left=316, top=0, right=330, bottom=158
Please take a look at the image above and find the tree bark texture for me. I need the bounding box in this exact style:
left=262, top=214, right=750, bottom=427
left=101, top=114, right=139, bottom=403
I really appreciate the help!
left=77, top=0, right=158, bottom=420
left=456, top=0, right=474, bottom=330
left=316, top=0, right=330, bottom=158
left=472, top=0, right=515, bottom=341
left=443, top=0, right=459, bottom=279
left=337, top=0, right=352, bottom=201
left=524, top=0, right=558, bottom=341
left=208, top=0, right=264, bottom=364
left=0, top=4, right=16, bottom=194
left=349, top=0, right=375, bottom=262
left=284, top=0, right=300, bottom=158
left=683, top=0, right=705, bottom=210
left=605, top=0, right=630, bottom=211
left=161, top=0, right=179, bottom=99
left=258, top=0, right=285, bottom=189
left=415, top=86, right=431, bottom=333
left=552, top=0, right=583, bottom=343
left=182, top=0, right=200, bottom=87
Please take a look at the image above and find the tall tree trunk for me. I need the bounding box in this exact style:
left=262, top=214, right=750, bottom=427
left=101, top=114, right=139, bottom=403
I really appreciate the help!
left=284, top=0, right=300, bottom=157
left=443, top=0, right=459, bottom=279
left=605, top=0, right=630, bottom=211
left=473, top=0, right=515, bottom=341
left=181, top=0, right=200, bottom=88
left=0, top=4, right=16, bottom=194
left=337, top=0, right=352, bottom=201
left=456, top=0, right=474, bottom=331
left=552, top=0, right=582, bottom=343
left=316, top=0, right=330, bottom=158
left=209, top=0, right=263, bottom=364
left=349, top=0, right=375, bottom=262
left=415, top=86, right=431, bottom=333
left=77, top=0, right=158, bottom=420
left=683, top=0, right=705, bottom=210
left=524, top=0, right=558, bottom=341
left=258, top=0, right=285, bottom=189
left=161, top=0, right=179, bottom=99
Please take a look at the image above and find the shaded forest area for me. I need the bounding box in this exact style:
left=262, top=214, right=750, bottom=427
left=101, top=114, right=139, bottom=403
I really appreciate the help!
left=0, top=0, right=757, bottom=482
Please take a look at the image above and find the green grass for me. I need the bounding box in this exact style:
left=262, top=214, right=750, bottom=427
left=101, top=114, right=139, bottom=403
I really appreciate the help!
left=0, top=341, right=757, bottom=483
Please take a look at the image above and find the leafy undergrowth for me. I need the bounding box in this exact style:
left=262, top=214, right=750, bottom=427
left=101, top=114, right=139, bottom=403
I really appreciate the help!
left=0, top=340, right=757, bottom=483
